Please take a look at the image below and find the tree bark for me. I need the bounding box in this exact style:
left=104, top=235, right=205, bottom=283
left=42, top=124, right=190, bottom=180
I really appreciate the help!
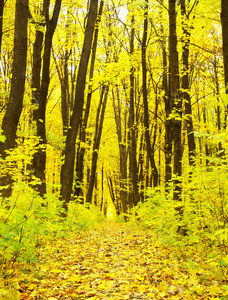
left=169, top=0, right=182, bottom=202
left=86, top=85, right=109, bottom=204
left=128, top=11, right=140, bottom=207
left=142, top=0, right=158, bottom=188
left=75, top=0, right=103, bottom=199
left=221, top=0, right=228, bottom=127
left=32, top=0, right=62, bottom=197
left=0, top=0, right=5, bottom=53
left=112, top=85, right=128, bottom=214
left=60, top=0, right=99, bottom=212
left=53, top=11, right=74, bottom=137
left=180, top=0, right=196, bottom=165
left=32, top=28, right=44, bottom=123
left=212, top=54, right=223, bottom=155
left=160, top=1, right=172, bottom=185
left=0, top=0, right=28, bottom=197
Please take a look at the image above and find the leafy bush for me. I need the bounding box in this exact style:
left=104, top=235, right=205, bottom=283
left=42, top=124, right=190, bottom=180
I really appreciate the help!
left=66, top=202, right=106, bottom=231
left=130, top=155, right=228, bottom=280
left=0, top=137, right=105, bottom=282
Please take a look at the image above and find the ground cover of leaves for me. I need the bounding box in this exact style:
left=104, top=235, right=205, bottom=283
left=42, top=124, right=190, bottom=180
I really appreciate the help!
left=3, top=222, right=228, bottom=299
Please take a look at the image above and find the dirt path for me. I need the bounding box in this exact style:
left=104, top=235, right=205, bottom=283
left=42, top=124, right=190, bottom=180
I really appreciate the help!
left=17, top=222, right=225, bottom=299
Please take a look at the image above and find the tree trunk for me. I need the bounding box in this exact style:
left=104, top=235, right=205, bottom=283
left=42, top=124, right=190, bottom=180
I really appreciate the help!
left=60, top=0, right=98, bottom=212
left=60, top=50, right=71, bottom=136
left=181, top=0, right=196, bottom=166
left=142, top=0, right=158, bottom=188
left=33, top=0, right=62, bottom=197
left=112, top=85, right=128, bottom=214
left=161, top=7, right=172, bottom=185
left=53, top=11, right=75, bottom=137
left=86, top=85, right=109, bottom=204
left=75, top=0, right=103, bottom=199
left=32, top=28, right=44, bottom=123
left=213, top=55, right=224, bottom=155
left=138, top=133, right=145, bottom=201
left=0, top=0, right=5, bottom=53
left=221, top=0, right=228, bottom=120
left=128, top=12, right=140, bottom=207
left=0, top=0, right=28, bottom=197
left=169, top=0, right=182, bottom=203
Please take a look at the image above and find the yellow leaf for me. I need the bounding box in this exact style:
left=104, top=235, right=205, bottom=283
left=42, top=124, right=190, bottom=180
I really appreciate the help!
left=190, top=286, right=204, bottom=296
left=0, top=280, right=4, bottom=289
left=147, top=292, right=156, bottom=297
left=135, top=274, right=144, bottom=281
left=68, top=275, right=81, bottom=282
left=0, top=289, right=20, bottom=300
left=51, top=269, right=62, bottom=273
left=214, top=268, right=226, bottom=281
left=207, top=285, right=221, bottom=295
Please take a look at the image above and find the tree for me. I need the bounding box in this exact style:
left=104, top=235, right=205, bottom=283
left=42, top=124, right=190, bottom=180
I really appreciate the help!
left=75, top=0, right=104, bottom=200
left=0, top=0, right=5, bottom=53
left=142, top=0, right=158, bottom=188
left=112, top=85, right=128, bottom=214
left=180, top=0, right=196, bottom=165
left=86, top=85, right=109, bottom=204
left=32, top=0, right=62, bottom=197
left=128, top=6, right=140, bottom=207
left=0, top=0, right=28, bottom=197
left=221, top=0, right=228, bottom=127
left=168, top=0, right=182, bottom=203
left=60, top=0, right=99, bottom=213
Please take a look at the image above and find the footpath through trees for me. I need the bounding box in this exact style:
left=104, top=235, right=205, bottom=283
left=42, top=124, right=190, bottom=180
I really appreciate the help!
left=2, top=222, right=228, bottom=299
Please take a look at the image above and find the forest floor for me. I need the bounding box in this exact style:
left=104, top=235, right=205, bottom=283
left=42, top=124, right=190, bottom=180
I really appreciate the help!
left=3, top=221, right=228, bottom=300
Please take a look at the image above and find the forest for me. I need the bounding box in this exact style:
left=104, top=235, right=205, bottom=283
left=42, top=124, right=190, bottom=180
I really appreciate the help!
left=1, top=0, right=228, bottom=298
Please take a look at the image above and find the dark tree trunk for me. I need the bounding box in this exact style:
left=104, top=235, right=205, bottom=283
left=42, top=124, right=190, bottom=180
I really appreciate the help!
left=180, top=0, right=196, bottom=166
left=75, top=0, right=103, bottom=199
left=60, top=0, right=98, bottom=212
left=142, top=0, right=158, bottom=188
left=169, top=0, right=182, bottom=202
left=161, top=14, right=172, bottom=185
left=156, top=0, right=171, bottom=186
left=107, top=176, right=115, bottom=213
left=112, top=85, right=128, bottom=214
left=202, top=104, right=209, bottom=166
left=0, top=0, right=28, bottom=197
left=32, top=0, right=62, bottom=197
left=0, top=0, right=5, bottom=53
left=86, top=85, right=109, bottom=204
left=32, top=28, right=44, bottom=123
left=55, top=58, right=77, bottom=148
left=128, top=13, right=140, bottom=207
left=53, top=12, right=75, bottom=137
left=60, top=50, right=71, bottom=136
left=221, top=0, right=228, bottom=115
left=138, top=133, right=145, bottom=201
left=212, top=55, right=224, bottom=155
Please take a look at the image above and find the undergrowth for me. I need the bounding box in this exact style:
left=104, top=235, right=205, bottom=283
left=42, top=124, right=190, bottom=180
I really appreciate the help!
left=129, top=155, right=228, bottom=283
left=0, top=140, right=105, bottom=286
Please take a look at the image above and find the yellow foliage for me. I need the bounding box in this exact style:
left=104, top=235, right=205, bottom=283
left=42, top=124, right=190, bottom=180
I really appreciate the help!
left=0, top=289, right=20, bottom=300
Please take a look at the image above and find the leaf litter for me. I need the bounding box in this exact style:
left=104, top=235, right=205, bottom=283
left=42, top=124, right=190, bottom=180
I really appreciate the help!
left=2, top=221, right=228, bottom=299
